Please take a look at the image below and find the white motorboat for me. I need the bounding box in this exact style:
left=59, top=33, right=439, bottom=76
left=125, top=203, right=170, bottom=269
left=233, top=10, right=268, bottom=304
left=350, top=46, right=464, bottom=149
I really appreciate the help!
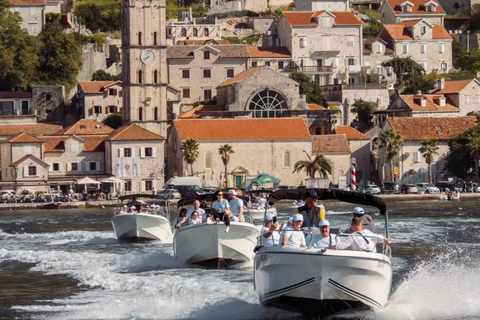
left=111, top=194, right=172, bottom=241
left=246, top=206, right=277, bottom=220
left=254, top=188, right=392, bottom=318
left=173, top=222, right=259, bottom=264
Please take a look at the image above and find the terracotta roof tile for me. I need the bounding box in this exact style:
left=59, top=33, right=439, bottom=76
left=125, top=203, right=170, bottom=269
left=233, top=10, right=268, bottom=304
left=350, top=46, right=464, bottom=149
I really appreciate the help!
left=167, top=44, right=250, bottom=59
left=248, top=47, right=291, bottom=58
left=175, top=118, right=311, bottom=141
left=433, top=79, right=477, bottom=94
left=334, top=126, right=370, bottom=140
left=0, top=92, right=32, bottom=98
left=312, top=134, right=351, bottom=153
left=9, top=154, right=48, bottom=168
left=79, top=135, right=106, bottom=151
left=177, top=105, right=227, bottom=119
left=388, top=117, right=477, bottom=141
left=382, top=22, right=450, bottom=41
left=55, top=119, right=114, bottom=135
left=78, top=81, right=116, bottom=94
left=398, top=94, right=459, bottom=112
left=386, top=0, right=445, bottom=14
left=0, top=123, right=62, bottom=137
left=308, top=103, right=327, bottom=110
left=382, top=24, right=413, bottom=40
left=217, top=66, right=265, bottom=88
left=42, top=136, right=66, bottom=152
left=8, top=0, right=45, bottom=5
left=432, top=25, right=452, bottom=39
left=283, top=11, right=362, bottom=26
left=400, top=19, right=423, bottom=27
left=107, top=124, right=165, bottom=141
left=184, top=39, right=231, bottom=45
left=1, top=131, right=43, bottom=144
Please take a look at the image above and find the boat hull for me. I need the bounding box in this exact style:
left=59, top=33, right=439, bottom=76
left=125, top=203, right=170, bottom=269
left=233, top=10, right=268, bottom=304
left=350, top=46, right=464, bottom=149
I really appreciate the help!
left=173, top=222, right=260, bottom=264
left=111, top=213, right=172, bottom=241
left=247, top=207, right=277, bottom=220
left=38, top=202, right=62, bottom=209
left=254, top=247, right=392, bottom=317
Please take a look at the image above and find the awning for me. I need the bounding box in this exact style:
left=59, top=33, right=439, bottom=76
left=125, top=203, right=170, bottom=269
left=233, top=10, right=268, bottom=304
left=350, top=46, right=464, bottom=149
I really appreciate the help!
left=251, top=173, right=281, bottom=184
left=76, top=177, right=101, bottom=185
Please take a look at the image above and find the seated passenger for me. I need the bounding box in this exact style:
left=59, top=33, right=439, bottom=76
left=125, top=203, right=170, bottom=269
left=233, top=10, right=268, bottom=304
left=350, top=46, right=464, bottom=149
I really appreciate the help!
left=181, top=211, right=202, bottom=227
left=336, top=207, right=390, bottom=252
left=187, top=199, right=206, bottom=221
left=312, top=220, right=336, bottom=249
left=260, top=213, right=281, bottom=247
left=173, top=208, right=188, bottom=230
left=281, top=214, right=306, bottom=248
left=119, top=205, right=128, bottom=214
left=212, top=192, right=231, bottom=232
left=129, top=205, right=136, bottom=213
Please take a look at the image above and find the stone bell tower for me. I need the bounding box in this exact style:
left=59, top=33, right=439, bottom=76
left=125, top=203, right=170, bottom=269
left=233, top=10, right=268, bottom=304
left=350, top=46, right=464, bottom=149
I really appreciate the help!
left=121, top=0, right=168, bottom=137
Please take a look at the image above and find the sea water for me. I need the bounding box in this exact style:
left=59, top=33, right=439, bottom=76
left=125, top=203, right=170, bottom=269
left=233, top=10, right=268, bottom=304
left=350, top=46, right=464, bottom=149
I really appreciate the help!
left=0, top=200, right=479, bottom=320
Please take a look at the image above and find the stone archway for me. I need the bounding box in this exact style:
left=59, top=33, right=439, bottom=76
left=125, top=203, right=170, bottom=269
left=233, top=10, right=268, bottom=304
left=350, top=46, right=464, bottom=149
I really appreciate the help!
left=309, top=123, right=325, bottom=135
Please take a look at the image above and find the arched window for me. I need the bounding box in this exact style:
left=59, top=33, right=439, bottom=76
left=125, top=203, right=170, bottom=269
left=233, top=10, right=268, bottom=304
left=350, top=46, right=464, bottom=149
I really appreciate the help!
left=248, top=89, right=287, bottom=118
left=205, top=152, right=212, bottom=169
left=204, top=28, right=209, bottom=36
left=181, top=28, right=186, bottom=36
left=153, top=70, right=158, bottom=84
left=154, top=107, right=158, bottom=121
left=138, top=70, right=143, bottom=84
left=284, top=151, right=291, bottom=168
left=153, top=32, right=157, bottom=45
left=138, top=107, right=143, bottom=121
left=138, top=32, right=142, bottom=45
left=193, top=28, right=198, bottom=37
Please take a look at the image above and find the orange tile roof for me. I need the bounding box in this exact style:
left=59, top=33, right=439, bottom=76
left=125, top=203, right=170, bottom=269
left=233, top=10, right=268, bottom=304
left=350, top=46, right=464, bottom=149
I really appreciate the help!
left=399, top=94, right=459, bottom=112
left=9, top=154, right=48, bottom=168
left=175, top=118, right=311, bottom=141
left=0, top=123, right=62, bottom=137
left=42, top=136, right=66, bottom=152
left=433, top=79, right=477, bottom=94
left=334, top=126, right=370, bottom=140
left=386, top=0, right=445, bottom=14
left=399, top=19, right=423, bottom=27
left=55, top=119, right=114, bottom=135
left=1, top=131, right=43, bottom=144
left=177, top=105, right=227, bottom=119
left=8, top=0, right=45, bottom=5
left=383, top=24, right=413, bottom=40
left=387, top=117, right=477, bottom=141
left=248, top=47, right=291, bottom=58
left=107, top=124, right=165, bottom=141
left=79, top=135, right=106, bottom=151
left=78, top=81, right=116, bottom=94
left=217, top=66, right=264, bottom=88
left=432, top=25, right=452, bottom=39
left=283, top=11, right=361, bottom=26
left=312, top=134, right=351, bottom=153
left=308, top=104, right=327, bottom=110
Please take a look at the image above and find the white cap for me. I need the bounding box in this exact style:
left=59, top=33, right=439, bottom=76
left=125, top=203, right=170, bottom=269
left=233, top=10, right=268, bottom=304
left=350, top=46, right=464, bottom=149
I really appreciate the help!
left=288, top=217, right=293, bottom=224
left=131, top=206, right=136, bottom=209
left=264, top=213, right=274, bottom=221
left=123, top=205, right=128, bottom=208
left=353, top=207, right=365, bottom=215
left=293, top=214, right=304, bottom=222
left=228, top=189, right=237, bottom=195
left=319, top=220, right=330, bottom=227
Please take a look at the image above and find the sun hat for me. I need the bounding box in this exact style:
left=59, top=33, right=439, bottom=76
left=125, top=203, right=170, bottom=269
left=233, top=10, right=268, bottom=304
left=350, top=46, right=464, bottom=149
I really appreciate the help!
left=228, top=189, right=237, bottom=195
left=293, top=214, right=304, bottom=222
left=319, top=220, right=330, bottom=227
left=264, top=213, right=274, bottom=221
left=353, top=207, right=365, bottom=215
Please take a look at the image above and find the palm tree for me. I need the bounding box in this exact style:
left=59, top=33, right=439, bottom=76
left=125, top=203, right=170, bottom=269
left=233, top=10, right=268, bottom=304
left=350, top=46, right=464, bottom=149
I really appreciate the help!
left=419, top=138, right=439, bottom=184
left=218, top=144, right=234, bottom=187
left=293, top=150, right=332, bottom=178
left=467, top=133, right=480, bottom=181
left=379, top=128, right=404, bottom=182
left=181, top=139, right=199, bottom=176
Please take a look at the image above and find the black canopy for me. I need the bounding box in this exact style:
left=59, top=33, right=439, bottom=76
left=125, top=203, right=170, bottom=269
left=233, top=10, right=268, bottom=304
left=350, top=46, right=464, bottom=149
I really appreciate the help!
left=268, top=188, right=387, bottom=215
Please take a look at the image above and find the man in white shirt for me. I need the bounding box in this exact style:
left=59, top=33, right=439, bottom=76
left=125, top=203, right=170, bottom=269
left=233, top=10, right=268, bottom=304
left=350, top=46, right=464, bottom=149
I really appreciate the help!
left=228, top=189, right=245, bottom=222
left=187, top=199, right=206, bottom=221
left=312, top=220, right=336, bottom=249
left=260, top=213, right=281, bottom=247
left=282, top=214, right=306, bottom=248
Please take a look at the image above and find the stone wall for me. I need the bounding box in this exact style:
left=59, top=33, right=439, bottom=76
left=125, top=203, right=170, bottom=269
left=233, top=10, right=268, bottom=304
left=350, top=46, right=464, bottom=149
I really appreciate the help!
left=78, top=43, right=108, bottom=81
left=32, top=86, right=65, bottom=124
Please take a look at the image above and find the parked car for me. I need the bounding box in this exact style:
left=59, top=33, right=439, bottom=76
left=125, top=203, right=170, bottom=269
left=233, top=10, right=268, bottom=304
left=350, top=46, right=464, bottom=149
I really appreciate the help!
left=415, top=183, right=440, bottom=194
left=383, top=182, right=401, bottom=194
left=466, top=183, right=480, bottom=193
left=363, top=184, right=381, bottom=194
left=435, top=181, right=461, bottom=192
left=156, top=189, right=181, bottom=199
left=401, top=184, right=419, bottom=194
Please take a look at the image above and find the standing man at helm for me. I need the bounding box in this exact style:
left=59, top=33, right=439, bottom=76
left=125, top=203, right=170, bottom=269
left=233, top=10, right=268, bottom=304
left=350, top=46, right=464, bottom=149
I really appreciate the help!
left=297, top=190, right=325, bottom=229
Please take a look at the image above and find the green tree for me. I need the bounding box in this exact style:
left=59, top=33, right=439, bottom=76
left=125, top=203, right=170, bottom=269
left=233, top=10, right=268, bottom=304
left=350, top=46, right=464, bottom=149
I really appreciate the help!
left=379, top=128, right=404, bottom=182
left=402, top=74, right=436, bottom=94
left=467, top=133, right=480, bottom=181
left=382, top=57, right=425, bottom=95
left=102, top=112, right=122, bottom=129
left=351, top=99, right=378, bottom=125
left=456, top=49, right=480, bottom=74
left=445, top=128, right=479, bottom=179
left=76, top=1, right=121, bottom=32
left=37, top=21, right=83, bottom=92
left=419, top=138, right=439, bottom=184
left=218, top=144, right=234, bottom=188
left=452, top=35, right=465, bottom=70
left=363, top=20, right=383, bottom=36
left=289, top=71, right=325, bottom=106
left=92, top=70, right=115, bottom=81
left=293, top=150, right=332, bottom=178
left=181, top=139, right=199, bottom=176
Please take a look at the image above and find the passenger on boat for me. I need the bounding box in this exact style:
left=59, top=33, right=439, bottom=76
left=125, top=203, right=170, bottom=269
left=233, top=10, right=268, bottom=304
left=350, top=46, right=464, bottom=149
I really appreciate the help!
left=260, top=213, right=281, bottom=247
left=298, top=191, right=321, bottom=228
left=336, top=207, right=389, bottom=252
left=187, top=199, right=206, bottom=221
left=181, top=211, right=202, bottom=227
left=174, top=208, right=188, bottom=230
left=281, top=214, right=307, bottom=248
left=150, top=205, right=158, bottom=215
left=129, top=205, right=136, bottom=213
left=258, top=195, right=267, bottom=209
left=344, top=207, right=366, bottom=233
left=119, top=205, right=128, bottom=214
left=278, top=217, right=293, bottom=245
left=312, top=220, right=336, bottom=249
left=228, top=190, right=245, bottom=222
left=212, top=192, right=231, bottom=232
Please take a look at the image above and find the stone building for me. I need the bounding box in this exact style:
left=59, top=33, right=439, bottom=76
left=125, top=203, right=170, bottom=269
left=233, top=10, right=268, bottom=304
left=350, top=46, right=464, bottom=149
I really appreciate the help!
left=32, top=85, right=65, bottom=124
left=276, top=11, right=363, bottom=86
left=296, top=0, right=350, bottom=11
left=8, top=0, right=63, bottom=35
left=247, top=47, right=292, bottom=72
left=0, top=92, right=33, bottom=118
left=311, top=134, right=351, bottom=185
left=167, top=44, right=249, bottom=105
left=380, top=0, right=446, bottom=25
left=167, top=118, right=312, bottom=187
left=166, top=13, right=222, bottom=46
left=431, top=78, right=480, bottom=116
left=77, top=81, right=122, bottom=122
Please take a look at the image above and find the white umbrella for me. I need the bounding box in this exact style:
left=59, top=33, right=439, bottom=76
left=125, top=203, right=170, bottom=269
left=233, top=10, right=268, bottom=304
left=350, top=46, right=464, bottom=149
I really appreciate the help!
left=76, top=177, right=101, bottom=185
left=98, top=177, right=124, bottom=183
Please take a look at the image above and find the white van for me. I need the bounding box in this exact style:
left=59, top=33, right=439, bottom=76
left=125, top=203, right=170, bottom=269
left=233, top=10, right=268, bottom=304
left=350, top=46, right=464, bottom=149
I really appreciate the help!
left=163, top=177, right=202, bottom=188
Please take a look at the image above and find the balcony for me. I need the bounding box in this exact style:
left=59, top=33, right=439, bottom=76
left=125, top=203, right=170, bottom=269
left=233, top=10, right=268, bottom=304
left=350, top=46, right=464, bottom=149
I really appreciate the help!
left=347, top=65, right=362, bottom=73
left=295, top=65, right=334, bottom=73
